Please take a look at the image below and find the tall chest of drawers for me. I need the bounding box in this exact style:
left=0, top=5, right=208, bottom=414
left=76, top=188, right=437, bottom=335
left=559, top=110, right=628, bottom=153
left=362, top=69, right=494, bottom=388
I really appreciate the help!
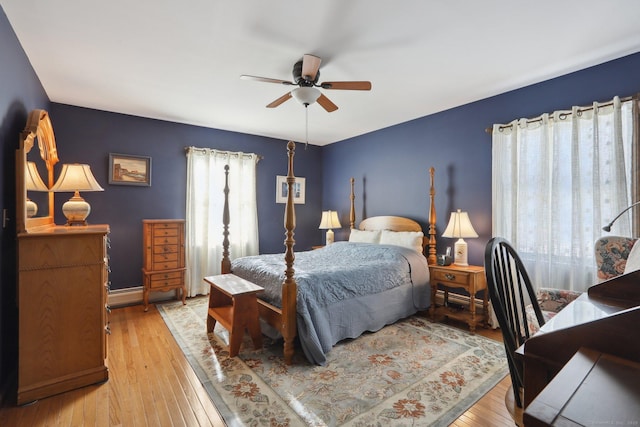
left=142, top=219, right=187, bottom=311
left=17, top=225, right=110, bottom=405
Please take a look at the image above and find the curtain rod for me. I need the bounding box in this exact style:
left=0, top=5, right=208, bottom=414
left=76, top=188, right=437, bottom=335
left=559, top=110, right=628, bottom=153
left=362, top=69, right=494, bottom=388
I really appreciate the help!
left=484, top=94, right=637, bottom=134
left=184, top=146, right=263, bottom=161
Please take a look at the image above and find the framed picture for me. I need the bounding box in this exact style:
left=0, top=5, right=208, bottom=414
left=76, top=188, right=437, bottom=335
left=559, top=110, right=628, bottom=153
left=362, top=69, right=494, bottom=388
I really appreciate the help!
left=276, top=175, right=305, bottom=204
left=109, top=153, right=152, bottom=186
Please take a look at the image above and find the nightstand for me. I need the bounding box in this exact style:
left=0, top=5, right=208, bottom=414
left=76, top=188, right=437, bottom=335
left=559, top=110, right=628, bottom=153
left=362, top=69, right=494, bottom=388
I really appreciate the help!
left=429, top=264, right=488, bottom=333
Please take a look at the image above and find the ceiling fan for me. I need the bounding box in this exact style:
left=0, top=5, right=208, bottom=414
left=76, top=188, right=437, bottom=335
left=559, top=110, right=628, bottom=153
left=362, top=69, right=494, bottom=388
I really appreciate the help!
left=240, top=54, right=372, bottom=112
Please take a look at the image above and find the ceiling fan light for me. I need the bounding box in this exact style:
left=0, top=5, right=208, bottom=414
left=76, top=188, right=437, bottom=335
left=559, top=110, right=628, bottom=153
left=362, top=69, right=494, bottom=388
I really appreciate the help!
left=291, top=87, right=321, bottom=106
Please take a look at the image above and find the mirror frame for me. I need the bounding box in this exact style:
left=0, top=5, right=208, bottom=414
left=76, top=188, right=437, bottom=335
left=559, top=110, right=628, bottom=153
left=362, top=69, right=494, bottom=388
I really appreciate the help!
left=17, top=109, right=59, bottom=233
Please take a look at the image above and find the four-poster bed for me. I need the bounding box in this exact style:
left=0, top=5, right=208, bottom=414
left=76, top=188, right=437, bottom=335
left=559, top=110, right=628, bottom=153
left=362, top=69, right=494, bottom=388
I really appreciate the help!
left=220, top=141, right=437, bottom=365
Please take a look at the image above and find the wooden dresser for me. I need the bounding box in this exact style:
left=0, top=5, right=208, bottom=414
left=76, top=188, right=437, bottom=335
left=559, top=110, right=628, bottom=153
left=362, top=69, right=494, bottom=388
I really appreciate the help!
left=17, top=226, right=110, bottom=405
left=142, top=219, right=187, bottom=311
left=16, top=109, right=111, bottom=405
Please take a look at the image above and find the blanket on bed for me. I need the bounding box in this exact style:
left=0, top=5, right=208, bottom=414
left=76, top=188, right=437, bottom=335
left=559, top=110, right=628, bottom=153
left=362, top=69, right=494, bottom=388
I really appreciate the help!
left=231, top=242, right=430, bottom=364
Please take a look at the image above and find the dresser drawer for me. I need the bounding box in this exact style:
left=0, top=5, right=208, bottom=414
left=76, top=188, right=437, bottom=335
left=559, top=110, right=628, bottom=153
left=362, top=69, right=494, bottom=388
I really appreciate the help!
left=153, top=243, right=178, bottom=254
left=148, top=271, right=184, bottom=289
left=20, top=233, right=105, bottom=270
left=152, top=225, right=179, bottom=237
left=153, top=260, right=180, bottom=270
left=153, top=235, right=179, bottom=246
left=153, top=252, right=178, bottom=262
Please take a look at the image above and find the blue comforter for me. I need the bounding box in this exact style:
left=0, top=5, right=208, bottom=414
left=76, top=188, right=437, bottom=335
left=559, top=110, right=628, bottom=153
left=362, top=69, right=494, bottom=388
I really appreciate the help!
left=231, top=242, right=430, bottom=365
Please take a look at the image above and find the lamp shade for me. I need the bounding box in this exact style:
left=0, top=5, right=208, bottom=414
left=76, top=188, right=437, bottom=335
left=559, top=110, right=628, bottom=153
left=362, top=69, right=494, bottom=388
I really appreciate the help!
left=442, top=209, right=478, bottom=239
left=25, top=161, right=49, bottom=191
left=51, top=163, right=104, bottom=192
left=319, top=210, right=341, bottom=229
left=291, top=87, right=321, bottom=106
left=25, top=161, right=49, bottom=218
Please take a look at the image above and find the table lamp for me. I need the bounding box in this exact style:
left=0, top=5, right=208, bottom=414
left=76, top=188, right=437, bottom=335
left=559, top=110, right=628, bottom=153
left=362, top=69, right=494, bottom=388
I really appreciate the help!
left=442, top=209, right=478, bottom=266
left=319, top=210, right=341, bottom=245
left=25, top=161, right=49, bottom=217
left=51, top=163, right=104, bottom=225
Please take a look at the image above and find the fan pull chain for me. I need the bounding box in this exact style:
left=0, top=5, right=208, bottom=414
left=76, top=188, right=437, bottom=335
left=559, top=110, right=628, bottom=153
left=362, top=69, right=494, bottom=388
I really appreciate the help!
left=305, top=105, right=309, bottom=149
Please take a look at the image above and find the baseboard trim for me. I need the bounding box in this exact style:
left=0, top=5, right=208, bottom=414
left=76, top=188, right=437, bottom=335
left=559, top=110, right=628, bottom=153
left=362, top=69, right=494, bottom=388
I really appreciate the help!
left=108, top=286, right=177, bottom=308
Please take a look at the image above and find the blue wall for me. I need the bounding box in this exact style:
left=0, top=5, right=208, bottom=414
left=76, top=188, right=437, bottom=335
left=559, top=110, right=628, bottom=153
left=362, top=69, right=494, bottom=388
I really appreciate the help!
left=49, top=104, right=324, bottom=290
left=0, top=7, right=50, bottom=401
left=323, top=52, right=640, bottom=267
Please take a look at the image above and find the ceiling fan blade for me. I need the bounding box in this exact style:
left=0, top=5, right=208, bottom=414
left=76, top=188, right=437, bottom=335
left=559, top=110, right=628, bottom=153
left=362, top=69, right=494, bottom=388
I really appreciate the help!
left=320, top=81, right=372, bottom=90
left=317, top=94, right=338, bottom=112
left=240, top=75, right=294, bottom=85
left=266, top=92, right=292, bottom=108
left=302, top=54, right=322, bottom=81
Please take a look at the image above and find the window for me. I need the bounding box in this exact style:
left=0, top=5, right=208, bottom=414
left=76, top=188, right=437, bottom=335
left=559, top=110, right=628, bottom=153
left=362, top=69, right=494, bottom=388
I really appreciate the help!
left=492, top=96, right=637, bottom=292
left=185, top=147, right=259, bottom=296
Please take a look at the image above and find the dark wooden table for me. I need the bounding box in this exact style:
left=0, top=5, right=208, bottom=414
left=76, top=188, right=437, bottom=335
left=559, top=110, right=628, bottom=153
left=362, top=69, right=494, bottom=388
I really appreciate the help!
left=524, top=347, right=640, bottom=426
left=516, top=270, right=640, bottom=407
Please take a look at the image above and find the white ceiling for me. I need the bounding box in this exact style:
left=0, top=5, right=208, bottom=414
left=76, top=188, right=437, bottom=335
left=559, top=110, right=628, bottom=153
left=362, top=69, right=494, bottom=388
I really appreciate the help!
left=3, top=1, right=640, bottom=146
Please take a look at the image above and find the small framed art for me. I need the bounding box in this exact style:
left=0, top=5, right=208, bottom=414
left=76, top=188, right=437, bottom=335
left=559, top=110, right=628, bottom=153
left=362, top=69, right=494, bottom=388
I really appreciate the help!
left=276, top=175, right=305, bottom=204
left=109, top=153, right=152, bottom=186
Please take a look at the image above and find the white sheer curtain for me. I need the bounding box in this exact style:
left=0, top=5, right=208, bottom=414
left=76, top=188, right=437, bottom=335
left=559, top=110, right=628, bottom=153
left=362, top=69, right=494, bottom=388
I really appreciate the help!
left=492, top=96, right=634, bottom=293
left=185, top=147, right=259, bottom=296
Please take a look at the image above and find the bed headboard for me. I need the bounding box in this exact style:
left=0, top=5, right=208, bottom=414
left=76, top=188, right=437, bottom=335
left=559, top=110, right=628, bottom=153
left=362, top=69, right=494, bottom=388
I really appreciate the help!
left=351, top=167, right=437, bottom=264
left=358, top=216, right=421, bottom=232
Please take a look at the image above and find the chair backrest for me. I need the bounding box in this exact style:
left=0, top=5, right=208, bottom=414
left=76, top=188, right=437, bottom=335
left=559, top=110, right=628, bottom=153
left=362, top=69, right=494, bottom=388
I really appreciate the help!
left=484, top=237, right=546, bottom=408
left=594, top=236, right=637, bottom=282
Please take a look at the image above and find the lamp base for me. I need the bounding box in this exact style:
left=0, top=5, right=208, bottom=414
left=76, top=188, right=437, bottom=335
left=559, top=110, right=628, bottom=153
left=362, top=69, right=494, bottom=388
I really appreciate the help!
left=26, top=198, right=38, bottom=218
left=453, top=238, right=469, bottom=266
left=325, top=229, right=335, bottom=245
left=62, top=192, right=90, bottom=226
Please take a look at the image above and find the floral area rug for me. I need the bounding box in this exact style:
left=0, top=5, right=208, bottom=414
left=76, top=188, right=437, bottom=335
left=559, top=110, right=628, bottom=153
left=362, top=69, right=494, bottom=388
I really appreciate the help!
left=157, top=296, right=508, bottom=427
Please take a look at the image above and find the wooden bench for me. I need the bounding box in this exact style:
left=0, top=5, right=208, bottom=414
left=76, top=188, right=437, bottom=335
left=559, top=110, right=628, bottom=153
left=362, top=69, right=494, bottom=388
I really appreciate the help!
left=204, top=274, right=264, bottom=357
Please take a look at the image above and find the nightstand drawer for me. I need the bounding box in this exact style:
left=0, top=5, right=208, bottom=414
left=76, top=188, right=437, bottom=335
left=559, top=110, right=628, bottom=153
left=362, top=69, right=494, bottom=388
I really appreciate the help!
left=431, top=269, right=470, bottom=287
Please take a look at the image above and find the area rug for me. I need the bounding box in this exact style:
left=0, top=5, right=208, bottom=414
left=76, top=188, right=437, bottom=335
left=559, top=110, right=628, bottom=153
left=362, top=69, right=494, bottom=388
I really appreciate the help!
left=157, top=297, right=508, bottom=427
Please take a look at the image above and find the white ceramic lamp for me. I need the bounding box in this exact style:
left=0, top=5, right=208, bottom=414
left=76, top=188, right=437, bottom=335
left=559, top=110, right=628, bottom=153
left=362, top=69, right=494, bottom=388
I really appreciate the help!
left=319, top=210, right=341, bottom=245
left=51, top=163, right=104, bottom=226
left=25, top=161, right=49, bottom=217
left=442, top=209, right=478, bottom=266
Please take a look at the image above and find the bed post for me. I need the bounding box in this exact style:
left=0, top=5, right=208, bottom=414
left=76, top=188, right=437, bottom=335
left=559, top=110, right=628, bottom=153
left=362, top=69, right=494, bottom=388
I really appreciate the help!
left=349, top=177, right=355, bottom=229
left=427, top=167, right=437, bottom=265
left=221, top=164, right=231, bottom=274
left=282, top=141, right=298, bottom=365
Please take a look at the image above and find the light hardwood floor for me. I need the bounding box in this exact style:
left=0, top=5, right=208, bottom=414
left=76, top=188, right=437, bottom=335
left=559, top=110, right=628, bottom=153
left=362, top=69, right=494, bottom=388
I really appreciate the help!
left=0, top=302, right=516, bottom=426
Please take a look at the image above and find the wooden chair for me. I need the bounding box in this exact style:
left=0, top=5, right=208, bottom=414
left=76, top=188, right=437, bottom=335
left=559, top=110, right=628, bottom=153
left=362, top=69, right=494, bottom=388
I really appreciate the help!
left=484, top=237, right=546, bottom=413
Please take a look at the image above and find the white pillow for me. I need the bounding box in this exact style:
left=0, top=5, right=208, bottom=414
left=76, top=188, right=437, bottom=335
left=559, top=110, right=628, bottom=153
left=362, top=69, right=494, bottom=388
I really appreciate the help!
left=348, top=229, right=381, bottom=244
left=623, top=240, right=640, bottom=274
left=379, top=230, right=424, bottom=253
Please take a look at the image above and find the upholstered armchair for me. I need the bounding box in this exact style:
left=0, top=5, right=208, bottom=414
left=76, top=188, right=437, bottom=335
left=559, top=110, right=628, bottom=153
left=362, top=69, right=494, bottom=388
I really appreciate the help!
left=594, top=236, right=637, bottom=282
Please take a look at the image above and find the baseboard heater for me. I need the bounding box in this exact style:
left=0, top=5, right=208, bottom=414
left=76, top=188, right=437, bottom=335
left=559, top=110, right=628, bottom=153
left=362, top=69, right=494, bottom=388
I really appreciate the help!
left=108, top=286, right=176, bottom=308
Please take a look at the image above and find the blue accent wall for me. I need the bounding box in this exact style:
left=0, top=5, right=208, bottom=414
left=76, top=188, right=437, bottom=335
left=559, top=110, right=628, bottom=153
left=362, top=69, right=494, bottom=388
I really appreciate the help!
left=0, top=6, right=50, bottom=401
left=322, top=52, right=640, bottom=267
left=49, top=104, right=323, bottom=290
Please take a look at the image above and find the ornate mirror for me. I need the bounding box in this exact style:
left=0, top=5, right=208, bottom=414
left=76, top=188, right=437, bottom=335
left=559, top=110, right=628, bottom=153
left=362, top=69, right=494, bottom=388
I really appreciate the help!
left=17, top=109, right=59, bottom=233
